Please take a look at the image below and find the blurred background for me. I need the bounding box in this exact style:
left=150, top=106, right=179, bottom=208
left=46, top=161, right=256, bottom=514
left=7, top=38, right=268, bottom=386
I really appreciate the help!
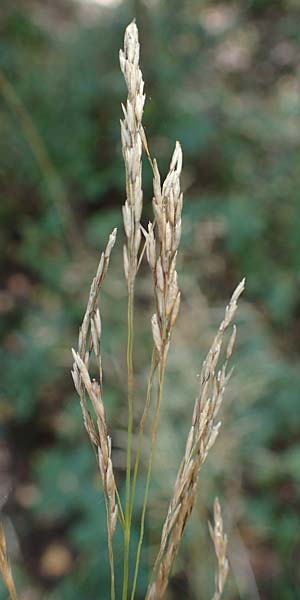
left=1, top=0, right=300, bottom=598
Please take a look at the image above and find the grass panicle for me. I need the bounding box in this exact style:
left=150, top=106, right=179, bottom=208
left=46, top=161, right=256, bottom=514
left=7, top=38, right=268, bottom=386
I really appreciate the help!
left=119, top=21, right=146, bottom=600
left=146, top=280, right=244, bottom=598
left=71, top=20, right=244, bottom=600
left=71, top=228, right=119, bottom=599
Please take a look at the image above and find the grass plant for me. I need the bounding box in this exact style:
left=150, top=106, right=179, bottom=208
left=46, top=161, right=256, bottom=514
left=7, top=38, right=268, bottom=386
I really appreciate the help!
left=71, top=20, right=244, bottom=600
left=0, top=20, right=244, bottom=600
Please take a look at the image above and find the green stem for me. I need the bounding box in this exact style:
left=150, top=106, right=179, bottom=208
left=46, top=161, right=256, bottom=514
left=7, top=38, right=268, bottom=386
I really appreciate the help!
left=129, top=349, right=158, bottom=523
left=130, top=350, right=167, bottom=600
left=122, top=279, right=135, bottom=600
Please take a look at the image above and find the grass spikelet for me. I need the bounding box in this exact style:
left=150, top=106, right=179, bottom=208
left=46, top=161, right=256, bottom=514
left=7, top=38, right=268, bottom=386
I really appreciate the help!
left=209, top=498, right=229, bottom=600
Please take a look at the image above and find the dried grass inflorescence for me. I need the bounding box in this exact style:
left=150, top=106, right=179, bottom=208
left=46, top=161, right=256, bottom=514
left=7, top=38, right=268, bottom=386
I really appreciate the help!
left=70, top=19, right=243, bottom=600
left=0, top=524, right=18, bottom=600
left=71, top=230, right=119, bottom=598
left=146, top=142, right=182, bottom=357
left=146, top=280, right=244, bottom=599
left=120, top=21, right=145, bottom=283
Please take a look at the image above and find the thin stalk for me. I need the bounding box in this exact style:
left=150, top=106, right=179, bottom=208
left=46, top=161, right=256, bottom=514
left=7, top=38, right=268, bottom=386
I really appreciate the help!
left=130, top=349, right=167, bottom=600
left=105, top=498, right=116, bottom=600
left=129, top=348, right=158, bottom=522
left=115, top=486, right=126, bottom=530
left=122, top=279, right=135, bottom=600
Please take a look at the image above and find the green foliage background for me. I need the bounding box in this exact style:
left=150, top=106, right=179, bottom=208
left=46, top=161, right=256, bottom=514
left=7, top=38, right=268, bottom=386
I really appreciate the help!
left=1, top=0, right=300, bottom=598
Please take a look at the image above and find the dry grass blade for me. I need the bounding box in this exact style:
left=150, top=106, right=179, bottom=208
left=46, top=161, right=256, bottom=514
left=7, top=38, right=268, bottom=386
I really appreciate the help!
left=146, top=279, right=245, bottom=599
left=0, top=524, right=18, bottom=600
left=209, top=498, right=229, bottom=600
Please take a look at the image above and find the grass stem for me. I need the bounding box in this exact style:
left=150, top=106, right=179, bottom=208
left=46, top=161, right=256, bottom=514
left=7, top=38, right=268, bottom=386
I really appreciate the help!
left=130, top=350, right=167, bottom=599
left=122, top=280, right=135, bottom=600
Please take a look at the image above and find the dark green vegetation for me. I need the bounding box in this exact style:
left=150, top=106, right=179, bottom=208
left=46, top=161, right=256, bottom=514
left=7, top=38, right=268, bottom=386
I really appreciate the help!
left=1, top=1, right=300, bottom=598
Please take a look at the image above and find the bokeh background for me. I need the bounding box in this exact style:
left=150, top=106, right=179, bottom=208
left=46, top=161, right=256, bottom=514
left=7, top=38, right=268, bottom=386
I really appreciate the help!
left=1, top=0, right=300, bottom=598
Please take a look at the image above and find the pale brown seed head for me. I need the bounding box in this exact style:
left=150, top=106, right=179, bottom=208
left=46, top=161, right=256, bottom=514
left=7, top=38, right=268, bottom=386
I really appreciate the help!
left=146, top=282, right=244, bottom=599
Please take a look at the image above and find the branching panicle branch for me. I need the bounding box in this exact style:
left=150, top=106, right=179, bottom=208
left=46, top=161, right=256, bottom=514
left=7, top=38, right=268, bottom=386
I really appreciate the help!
left=71, top=229, right=118, bottom=599
left=147, top=280, right=244, bottom=599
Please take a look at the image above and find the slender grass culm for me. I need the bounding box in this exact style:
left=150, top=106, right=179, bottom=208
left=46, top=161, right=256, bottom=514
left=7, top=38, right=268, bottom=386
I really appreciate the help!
left=0, top=20, right=245, bottom=600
